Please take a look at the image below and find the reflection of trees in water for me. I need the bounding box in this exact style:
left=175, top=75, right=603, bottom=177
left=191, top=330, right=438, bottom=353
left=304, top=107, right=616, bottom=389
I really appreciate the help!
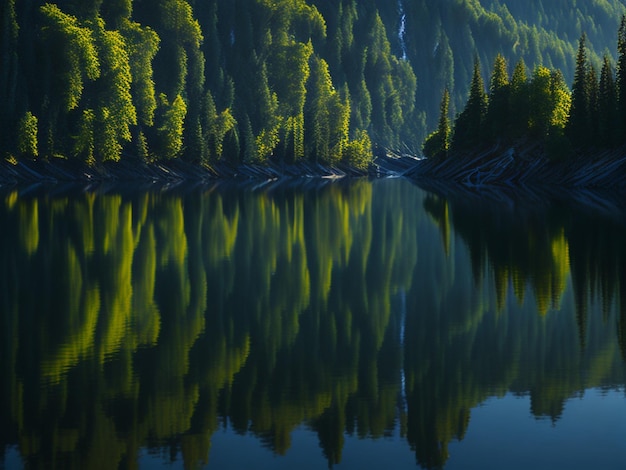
left=406, top=190, right=626, bottom=467
left=0, top=181, right=419, bottom=469
left=1, top=183, right=626, bottom=469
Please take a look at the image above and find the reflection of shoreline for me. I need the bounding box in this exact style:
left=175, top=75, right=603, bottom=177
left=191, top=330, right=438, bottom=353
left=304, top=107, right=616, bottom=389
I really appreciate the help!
left=413, top=176, right=626, bottom=223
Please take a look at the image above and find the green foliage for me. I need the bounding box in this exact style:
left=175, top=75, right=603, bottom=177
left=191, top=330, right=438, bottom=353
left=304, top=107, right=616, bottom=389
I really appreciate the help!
left=598, top=54, right=618, bottom=146
left=528, top=66, right=571, bottom=138
left=400, top=0, right=626, bottom=143
left=305, top=55, right=351, bottom=164
left=160, top=0, right=203, bottom=49
left=91, top=18, right=137, bottom=162
left=508, top=58, right=531, bottom=138
left=156, top=93, right=187, bottom=159
left=617, top=15, right=626, bottom=140
left=101, top=0, right=132, bottom=27
left=343, top=129, right=373, bottom=169
left=452, top=57, right=487, bottom=152
left=74, top=109, right=95, bottom=163
left=423, top=89, right=450, bottom=159
left=7, top=0, right=626, bottom=164
left=258, top=0, right=326, bottom=44
left=202, top=91, right=237, bottom=162
left=253, top=63, right=282, bottom=161
left=121, top=20, right=160, bottom=127
left=566, top=34, right=592, bottom=148
left=40, top=4, right=100, bottom=111
left=484, top=54, right=510, bottom=140
left=17, top=112, right=39, bottom=158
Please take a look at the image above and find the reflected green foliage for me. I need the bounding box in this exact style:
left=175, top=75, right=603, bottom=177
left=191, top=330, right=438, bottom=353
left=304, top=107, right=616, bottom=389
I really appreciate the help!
left=1, top=182, right=626, bottom=469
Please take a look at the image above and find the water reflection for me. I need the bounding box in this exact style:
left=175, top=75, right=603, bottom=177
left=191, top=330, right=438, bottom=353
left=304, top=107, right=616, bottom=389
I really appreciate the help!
left=0, top=180, right=625, bottom=469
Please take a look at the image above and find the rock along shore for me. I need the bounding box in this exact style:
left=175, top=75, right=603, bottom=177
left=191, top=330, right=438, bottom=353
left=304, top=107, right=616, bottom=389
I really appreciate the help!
left=401, top=142, right=626, bottom=191
left=0, top=156, right=370, bottom=189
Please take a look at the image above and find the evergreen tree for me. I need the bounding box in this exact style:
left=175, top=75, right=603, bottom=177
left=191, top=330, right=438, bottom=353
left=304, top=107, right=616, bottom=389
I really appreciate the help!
left=17, top=112, right=39, bottom=158
left=587, top=65, right=599, bottom=146
left=484, top=53, right=510, bottom=142
left=598, top=54, right=617, bottom=147
left=617, top=15, right=626, bottom=143
left=508, top=58, right=530, bottom=138
left=156, top=93, right=187, bottom=159
left=452, top=57, right=487, bottom=152
left=6, top=0, right=626, bottom=164
left=566, top=33, right=591, bottom=148
left=529, top=66, right=570, bottom=139
left=422, top=88, right=450, bottom=159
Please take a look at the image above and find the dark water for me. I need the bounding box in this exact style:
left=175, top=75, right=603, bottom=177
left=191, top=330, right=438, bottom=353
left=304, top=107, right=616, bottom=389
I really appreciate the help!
left=1, top=179, right=626, bottom=469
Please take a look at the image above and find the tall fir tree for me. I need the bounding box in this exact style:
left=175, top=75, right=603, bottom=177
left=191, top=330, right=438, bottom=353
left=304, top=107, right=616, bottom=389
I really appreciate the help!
left=452, top=56, right=487, bottom=152
left=508, top=58, right=530, bottom=138
left=567, top=33, right=591, bottom=148
left=422, top=88, right=450, bottom=159
left=484, top=53, right=510, bottom=142
left=617, top=15, right=626, bottom=143
left=586, top=65, right=599, bottom=146
left=598, top=54, right=617, bottom=147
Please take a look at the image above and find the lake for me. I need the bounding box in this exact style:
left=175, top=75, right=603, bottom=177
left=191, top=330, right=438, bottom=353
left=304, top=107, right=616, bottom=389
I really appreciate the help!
left=1, top=178, right=626, bottom=469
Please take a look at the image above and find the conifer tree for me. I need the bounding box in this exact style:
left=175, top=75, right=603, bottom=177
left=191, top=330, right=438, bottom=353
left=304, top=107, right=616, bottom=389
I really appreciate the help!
left=422, top=88, right=450, bottom=159
left=529, top=66, right=570, bottom=139
left=17, top=111, right=39, bottom=158
left=508, top=58, right=530, bottom=138
left=452, top=57, right=487, bottom=152
left=598, top=54, right=617, bottom=147
left=485, top=53, right=510, bottom=142
left=617, top=15, right=626, bottom=143
left=587, top=65, right=599, bottom=146
left=567, top=33, right=591, bottom=148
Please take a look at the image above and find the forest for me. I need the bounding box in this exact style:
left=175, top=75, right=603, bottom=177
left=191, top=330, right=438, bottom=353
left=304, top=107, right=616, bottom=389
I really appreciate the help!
left=3, top=0, right=626, bottom=168
left=423, top=18, right=626, bottom=160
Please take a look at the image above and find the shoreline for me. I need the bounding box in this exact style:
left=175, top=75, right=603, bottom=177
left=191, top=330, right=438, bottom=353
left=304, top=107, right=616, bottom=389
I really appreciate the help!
left=0, top=156, right=370, bottom=189
left=402, top=142, right=626, bottom=191
left=4, top=143, right=626, bottom=196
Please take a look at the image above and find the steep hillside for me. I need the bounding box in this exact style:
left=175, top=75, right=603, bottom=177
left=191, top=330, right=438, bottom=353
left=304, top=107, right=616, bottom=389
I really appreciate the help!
left=400, top=0, right=626, bottom=139
left=2, top=0, right=626, bottom=164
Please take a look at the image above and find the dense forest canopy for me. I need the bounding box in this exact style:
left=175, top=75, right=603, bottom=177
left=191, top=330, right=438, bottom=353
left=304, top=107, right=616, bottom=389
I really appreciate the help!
left=2, top=0, right=626, bottom=164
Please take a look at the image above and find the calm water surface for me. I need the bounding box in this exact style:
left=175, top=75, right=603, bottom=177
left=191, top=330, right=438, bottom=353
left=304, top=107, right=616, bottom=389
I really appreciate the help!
left=1, top=179, right=626, bottom=469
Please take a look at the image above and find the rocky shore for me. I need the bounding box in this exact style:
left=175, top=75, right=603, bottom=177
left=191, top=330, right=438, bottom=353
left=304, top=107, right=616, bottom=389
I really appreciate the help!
left=4, top=143, right=626, bottom=197
left=0, top=156, right=370, bottom=189
left=395, top=142, right=626, bottom=218
left=402, top=142, right=626, bottom=191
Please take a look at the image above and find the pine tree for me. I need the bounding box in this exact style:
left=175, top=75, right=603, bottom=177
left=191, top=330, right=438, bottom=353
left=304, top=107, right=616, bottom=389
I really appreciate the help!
left=422, top=88, right=450, bottom=159
left=567, top=33, right=590, bottom=148
left=17, top=111, right=39, bottom=158
left=452, top=56, right=487, bottom=152
left=615, top=15, right=626, bottom=144
left=598, top=54, right=617, bottom=147
left=587, top=65, right=599, bottom=146
left=508, top=58, right=530, bottom=138
left=484, top=53, right=510, bottom=142
left=617, top=15, right=626, bottom=143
